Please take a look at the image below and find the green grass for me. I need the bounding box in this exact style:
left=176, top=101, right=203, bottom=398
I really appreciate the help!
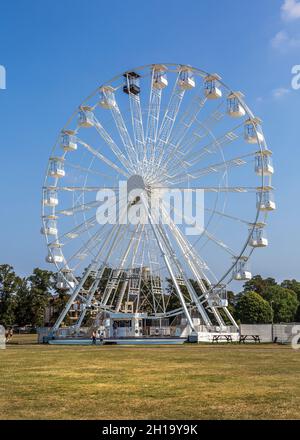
left=1, top=337, right=299, bottom=420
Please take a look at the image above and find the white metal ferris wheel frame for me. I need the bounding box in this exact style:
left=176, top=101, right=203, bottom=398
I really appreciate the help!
left=41, top=63, right=274, bottom=334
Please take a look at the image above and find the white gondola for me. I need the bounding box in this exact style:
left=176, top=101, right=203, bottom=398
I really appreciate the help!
left=178, top=67, right=195, bottom=90
left=233, top=257, right=252, bottom=281
left=46, top=241, right=64, bottom=264
left=255, top=150, right=274, bottom=176
left=152, top=65, right=168, bottom=89
left=48, top=157, right=65, bottom=178
left=207, top=285, right=228, bottom=308
left=41, top=215, right=58, bottom=236
left=46, top=251, right=63, bottom=264
left=99, top=86, right=116, bottom=109
left=227, top=92, right=246, bottom=117
left=204, top=73, right=222, bottom=99
left=249, top=224, right=268, bottom=248
left=61, top=130, right=77, bottom=151
left=78, top=106, right=94, bottom=128
left=244, top=118, right=264, bottom=144
left=257, top=189, right=276, bottom=211
left=43, top=188, right=58, bottom=207
left=56, top=269, right=76, bottom=290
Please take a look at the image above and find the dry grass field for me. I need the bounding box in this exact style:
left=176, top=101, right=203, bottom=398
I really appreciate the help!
left=0, top=335, right=299, bottom=420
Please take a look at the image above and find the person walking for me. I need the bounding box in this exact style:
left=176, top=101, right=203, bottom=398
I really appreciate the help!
left=92, top=330, right=97, bottom=345
left=99, top=331, right=104, bottom=345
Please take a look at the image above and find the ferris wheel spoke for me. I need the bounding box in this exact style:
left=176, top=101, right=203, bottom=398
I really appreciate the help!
left=195, top=100, right=227, bottom=133
left=163, top=185, right=260, bottom=193
left=179, top=124, right=243, bottom=166
left=59, top=193, right=126, bottom=270
left=169, top=152, right=256, bottom=183
left=55, top=215, right=98, bottom=242
left=160, top=204, right=216, bottom=286
left=145, top=68, right=163, bottom=170
left=108, top=95, right=139, bottom=170
left=64, top=160, right=118, bottom=181
left=159, top=96, right=208, bottom=174
left=63, top=224, right=113, bottom=270
left=92, top=114, right=135, bottom=173
left=203, top=230, right=236, bottom=257
left=123, top=73, right=146, bottom=168
left=171, top=100, right=227, bottom=158
left=56, top=200, right=101, bottom=216
left=204, top=207, right=257, bottom=226
left=49, top=185, right=120, bottom=192
left=56, top=190, right=129, bottom=249
left=76, top=138, right=130, bottom=178
left=153, top=71, right=186, bottom=171
left=166, top=123, right=243, bottom=177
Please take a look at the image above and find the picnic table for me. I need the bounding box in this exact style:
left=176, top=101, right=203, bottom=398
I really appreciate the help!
left=239, top=335, right=261, bottom=344
left=212, top=334, right=233, bottom=343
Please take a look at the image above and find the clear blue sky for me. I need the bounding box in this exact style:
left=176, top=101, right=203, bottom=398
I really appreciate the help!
left=0, top=0, right=299, bottom=282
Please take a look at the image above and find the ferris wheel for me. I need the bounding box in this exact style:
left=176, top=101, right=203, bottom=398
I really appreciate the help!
left=42, top=63, right=275, bottom=335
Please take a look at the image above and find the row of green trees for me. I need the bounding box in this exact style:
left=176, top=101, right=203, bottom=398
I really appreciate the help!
left=0, top=264, right=299, bottom=327
left=228, top=276, right=300, bottom=324
left=0, top=264, right=58, bottom=328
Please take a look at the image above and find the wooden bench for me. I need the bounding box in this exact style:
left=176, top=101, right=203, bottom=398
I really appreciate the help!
left=239, top=335, right=261, bottom=344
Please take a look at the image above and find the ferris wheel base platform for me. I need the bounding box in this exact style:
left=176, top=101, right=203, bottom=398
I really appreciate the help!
left=46, top=332, right=240, bottom=345
left=47, top=337, right=187, bottom=346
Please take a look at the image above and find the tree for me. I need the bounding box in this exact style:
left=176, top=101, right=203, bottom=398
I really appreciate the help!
left=243, top=275, right=277, bottom=295
left=235, top=291, right=273, bottom=324
left=0, top=264, right=22, bottom=327
left=281, top=280, right=300, bottom=322
left=15, top=268, right=54, bottom=327
left=264, top=285, right=299, bottom=323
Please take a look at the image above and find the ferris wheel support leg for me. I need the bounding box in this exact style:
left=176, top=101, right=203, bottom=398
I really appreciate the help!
left=162, top=208, right=233, bottom=329
left=210, top=307, right=226, bottom=327
left=74, top=265, right=109, bottom=332
left=101, top=224, right=139, bottom=308
left=75, top=223, right=128, bottom=329
left=52, top=222, right=122, bottom=333
left=141, top=195, right=195, bottom=332
left=52, top=264, right=96, bottom=333
left=223, top=307, right=239, bottom=331
left=115, top=278, right=128, bottom=313
left=163, top=216, right=213, bottom=325
left=157, top=222, right=212, bottom=327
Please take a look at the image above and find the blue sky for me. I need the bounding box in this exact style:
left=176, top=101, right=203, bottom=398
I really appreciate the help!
left=0, top=0, right=299, bottom=282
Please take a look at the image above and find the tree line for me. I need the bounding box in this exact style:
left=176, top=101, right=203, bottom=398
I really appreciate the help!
left=0, top=263, right=299, bottom=328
